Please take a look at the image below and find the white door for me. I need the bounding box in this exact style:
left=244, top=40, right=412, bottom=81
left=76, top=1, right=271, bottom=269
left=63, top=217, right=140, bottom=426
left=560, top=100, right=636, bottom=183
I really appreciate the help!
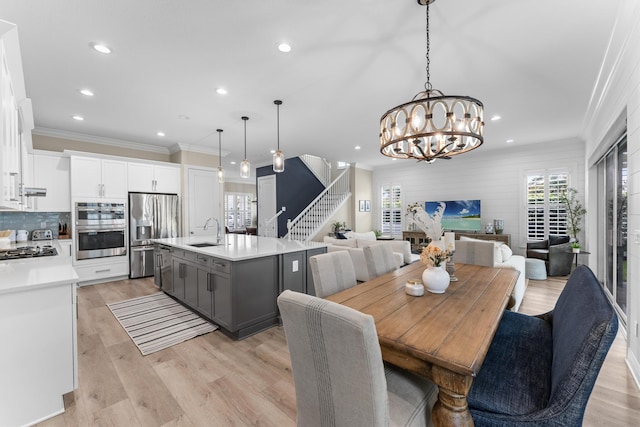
left=187, top=167, right=221, bottom=236
left=258, top=175, right=277, bottom=237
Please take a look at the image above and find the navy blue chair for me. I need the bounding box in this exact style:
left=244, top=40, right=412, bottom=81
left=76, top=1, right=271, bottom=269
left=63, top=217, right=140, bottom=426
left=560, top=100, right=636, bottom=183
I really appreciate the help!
left=468, top=265, right=618, bottom=426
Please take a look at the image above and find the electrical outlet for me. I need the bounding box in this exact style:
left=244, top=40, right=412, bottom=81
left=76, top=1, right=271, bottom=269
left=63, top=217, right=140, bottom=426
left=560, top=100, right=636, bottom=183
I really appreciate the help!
left=292, top=260, right=298, bottom=272
left=40, top=221, right=46, bottom=228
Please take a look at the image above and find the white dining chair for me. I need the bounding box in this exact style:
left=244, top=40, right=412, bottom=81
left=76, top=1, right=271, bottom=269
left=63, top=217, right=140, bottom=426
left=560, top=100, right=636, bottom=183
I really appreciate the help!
left=363, top=244, right=398, bottom=279
left=309, top=251, right=357, bottom=298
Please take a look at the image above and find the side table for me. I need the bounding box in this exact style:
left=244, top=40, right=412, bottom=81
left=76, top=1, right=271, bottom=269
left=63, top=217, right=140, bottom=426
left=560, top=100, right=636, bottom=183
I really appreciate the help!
left=570, top=250, right=591, bottom=268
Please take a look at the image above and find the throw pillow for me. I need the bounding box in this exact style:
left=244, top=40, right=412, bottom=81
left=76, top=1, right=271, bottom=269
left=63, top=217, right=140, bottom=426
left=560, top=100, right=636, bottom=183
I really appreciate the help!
left=344, top=231, right=377, bottom=241
left=459, top=236, right=504, bottom=263
left=335, top=232, right=347, bottom=239
left=323, top=236, right=358, bottom=248
left=500, top=244, right=513, bottom=262
left=549, top=235, right=570, bottom=246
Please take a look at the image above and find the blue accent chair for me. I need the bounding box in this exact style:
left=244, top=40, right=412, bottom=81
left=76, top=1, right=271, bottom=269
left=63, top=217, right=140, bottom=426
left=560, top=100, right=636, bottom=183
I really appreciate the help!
left=468, top=265, right=618, bottom=426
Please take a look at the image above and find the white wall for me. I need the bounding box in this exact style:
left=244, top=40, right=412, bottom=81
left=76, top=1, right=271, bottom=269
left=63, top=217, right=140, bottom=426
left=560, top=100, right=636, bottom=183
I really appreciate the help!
left=372, top=138, right=585, bottom=256
left=582, top=0, right=640, bottom=387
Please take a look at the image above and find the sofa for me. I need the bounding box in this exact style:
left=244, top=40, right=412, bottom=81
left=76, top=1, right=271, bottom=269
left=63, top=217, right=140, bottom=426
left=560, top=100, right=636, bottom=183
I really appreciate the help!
left=323, top=231, right=419, bottom=282
left=453, top=236, right=527, bottom=312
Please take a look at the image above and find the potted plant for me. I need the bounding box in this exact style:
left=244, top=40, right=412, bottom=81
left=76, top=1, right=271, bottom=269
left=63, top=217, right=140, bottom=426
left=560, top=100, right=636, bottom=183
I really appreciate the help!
left=331, top=221, right=346, bottom=234
left=570, top=242, right=581, bottom=253
left=560, top=187, right=587, bottom=244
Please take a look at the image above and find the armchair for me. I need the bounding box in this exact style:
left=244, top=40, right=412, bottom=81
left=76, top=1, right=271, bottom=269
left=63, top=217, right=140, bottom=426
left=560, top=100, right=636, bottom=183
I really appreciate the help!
left=526, top=235, right=574, bottom=276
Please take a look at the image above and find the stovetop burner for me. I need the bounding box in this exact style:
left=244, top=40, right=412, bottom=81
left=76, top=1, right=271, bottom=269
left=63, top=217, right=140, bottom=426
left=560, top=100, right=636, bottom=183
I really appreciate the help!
left=0, top=245, right=58, bottom=260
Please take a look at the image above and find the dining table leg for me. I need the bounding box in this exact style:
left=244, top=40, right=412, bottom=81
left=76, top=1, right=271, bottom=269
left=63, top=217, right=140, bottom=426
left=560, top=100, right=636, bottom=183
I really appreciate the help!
left=431, top=366, right=475, bottom=427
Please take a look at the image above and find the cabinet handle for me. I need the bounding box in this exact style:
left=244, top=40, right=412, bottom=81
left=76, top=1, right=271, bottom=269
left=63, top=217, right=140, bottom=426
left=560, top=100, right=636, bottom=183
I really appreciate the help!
left=206, top=272, right=212, bottom=291
left=95, top=268, right=111, bottom=273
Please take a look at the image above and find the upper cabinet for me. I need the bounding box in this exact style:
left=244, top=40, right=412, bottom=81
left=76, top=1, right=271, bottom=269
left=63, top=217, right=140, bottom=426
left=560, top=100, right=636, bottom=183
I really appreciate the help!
left=30, top=151, right=70, bottom=212
left=128, top=162, right=180, bottom=194
left=0, top=21, right=33, bottom=210
left=71, top=156, right=127, bottom=199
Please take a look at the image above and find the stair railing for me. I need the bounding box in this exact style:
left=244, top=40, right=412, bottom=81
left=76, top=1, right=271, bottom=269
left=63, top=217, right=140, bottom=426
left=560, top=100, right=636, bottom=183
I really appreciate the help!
left=286, top=166, right=350, bottom=241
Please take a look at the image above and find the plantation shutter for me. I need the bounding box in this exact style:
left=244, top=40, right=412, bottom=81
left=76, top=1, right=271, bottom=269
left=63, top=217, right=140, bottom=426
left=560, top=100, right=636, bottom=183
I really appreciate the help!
left=526, top=171, right=569, bottom=240
left=381, top=185, right=402, bottom=235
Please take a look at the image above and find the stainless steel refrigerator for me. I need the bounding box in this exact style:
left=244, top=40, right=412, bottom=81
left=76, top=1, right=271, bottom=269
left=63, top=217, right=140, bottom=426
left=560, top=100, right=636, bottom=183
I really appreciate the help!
left=129, top=192, right=180, bottom=278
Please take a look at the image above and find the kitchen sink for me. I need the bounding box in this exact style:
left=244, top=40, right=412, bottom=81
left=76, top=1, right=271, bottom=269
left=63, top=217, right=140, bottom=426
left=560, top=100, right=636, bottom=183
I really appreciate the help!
left=188, top=242, right=219, bottom=248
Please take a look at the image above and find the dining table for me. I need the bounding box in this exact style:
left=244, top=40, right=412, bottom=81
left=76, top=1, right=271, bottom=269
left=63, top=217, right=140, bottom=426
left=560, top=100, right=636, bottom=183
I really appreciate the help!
left=325, top=261, right=519, bottom=427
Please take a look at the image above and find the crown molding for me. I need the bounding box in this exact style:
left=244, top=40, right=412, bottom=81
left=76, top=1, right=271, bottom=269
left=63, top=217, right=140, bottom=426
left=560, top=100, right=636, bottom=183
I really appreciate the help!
left=33, top=127, right=171, bottom=154
left=170, top=142, right=228, bottom=157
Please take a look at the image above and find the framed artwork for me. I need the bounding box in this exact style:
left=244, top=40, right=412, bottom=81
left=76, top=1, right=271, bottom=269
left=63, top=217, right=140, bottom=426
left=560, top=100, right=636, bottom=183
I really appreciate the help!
left=359, top=200, right=366, bottom=212
left=365, top=200, right=371, bottom=212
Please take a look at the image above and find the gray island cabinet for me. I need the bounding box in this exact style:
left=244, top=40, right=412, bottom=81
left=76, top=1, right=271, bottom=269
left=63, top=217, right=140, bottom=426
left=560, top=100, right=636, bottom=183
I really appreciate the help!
left=154, top=235, right=326, bottom=339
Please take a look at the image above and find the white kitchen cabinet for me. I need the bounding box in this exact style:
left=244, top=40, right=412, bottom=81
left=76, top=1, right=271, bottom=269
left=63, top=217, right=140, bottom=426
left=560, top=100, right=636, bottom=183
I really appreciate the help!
left=30, top=152, right=71, bottom=212
left=58, top=239, right=72, bottom=256
left=0, top=273, right=77, bottom=426
left=73, top=257, right=129, bottom=284
left=0, top=22, right=33, bottom=210
left=128, top=161, right=180, bottom=194
left=71, top=156, right=127, bottom=199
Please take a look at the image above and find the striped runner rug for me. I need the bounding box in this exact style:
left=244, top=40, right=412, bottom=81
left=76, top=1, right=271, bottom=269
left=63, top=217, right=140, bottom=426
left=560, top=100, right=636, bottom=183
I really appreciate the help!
left=107, top=293, right=218, bottom=356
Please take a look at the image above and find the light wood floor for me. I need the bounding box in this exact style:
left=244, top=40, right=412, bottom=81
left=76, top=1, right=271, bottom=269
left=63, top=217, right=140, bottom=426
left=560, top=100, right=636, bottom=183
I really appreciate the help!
left=36, top=276, right=640, bottom=427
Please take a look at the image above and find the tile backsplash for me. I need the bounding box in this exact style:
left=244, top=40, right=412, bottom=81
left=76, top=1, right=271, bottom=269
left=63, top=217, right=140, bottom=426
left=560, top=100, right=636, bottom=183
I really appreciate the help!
left=0, top=211, right=71, bottom=240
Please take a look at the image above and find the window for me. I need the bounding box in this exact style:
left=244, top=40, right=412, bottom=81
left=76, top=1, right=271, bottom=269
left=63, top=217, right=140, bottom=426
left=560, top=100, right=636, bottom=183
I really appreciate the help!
left=381, top=185, right=402, bottom=235
left=224, top=193, right=252, bottom=230
left=526, top=170, right=569, bottom=240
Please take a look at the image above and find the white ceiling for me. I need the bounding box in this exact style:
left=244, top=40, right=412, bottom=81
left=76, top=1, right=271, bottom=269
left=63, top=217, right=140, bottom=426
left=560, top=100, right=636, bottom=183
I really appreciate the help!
left=1, top=0, right=620, bottom=177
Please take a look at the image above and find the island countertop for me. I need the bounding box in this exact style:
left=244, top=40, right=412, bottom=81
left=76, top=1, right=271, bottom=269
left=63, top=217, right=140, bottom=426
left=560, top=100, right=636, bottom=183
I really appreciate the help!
left=153, top=234, right=327, bottom=261
left=0, top=240, right=79, bottom=296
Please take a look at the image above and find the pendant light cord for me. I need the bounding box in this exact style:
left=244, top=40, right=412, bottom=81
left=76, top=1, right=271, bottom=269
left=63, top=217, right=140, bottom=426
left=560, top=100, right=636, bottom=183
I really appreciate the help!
left=274, top=100, right=282, bottom=150
left=242, top=116, right=248, bottom=158
left=424, top=3, right=432, bottom=91
left=217, top=129, right=223, bottom=167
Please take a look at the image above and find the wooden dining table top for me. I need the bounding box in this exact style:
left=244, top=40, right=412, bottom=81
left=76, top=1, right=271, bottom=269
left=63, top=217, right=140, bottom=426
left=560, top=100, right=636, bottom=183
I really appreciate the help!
left=325, top=261, right=519, bottom=426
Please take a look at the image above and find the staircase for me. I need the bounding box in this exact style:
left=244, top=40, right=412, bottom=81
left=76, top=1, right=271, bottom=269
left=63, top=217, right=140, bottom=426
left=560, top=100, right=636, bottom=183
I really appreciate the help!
left=286, top=165, right=350, bottom=241
left=299, top=154, right=331, bottom=187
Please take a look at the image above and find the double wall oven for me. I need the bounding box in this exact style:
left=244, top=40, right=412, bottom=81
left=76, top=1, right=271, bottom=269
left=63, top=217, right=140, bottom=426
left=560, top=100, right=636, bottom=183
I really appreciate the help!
left=75, top=202, right=127, bottom=260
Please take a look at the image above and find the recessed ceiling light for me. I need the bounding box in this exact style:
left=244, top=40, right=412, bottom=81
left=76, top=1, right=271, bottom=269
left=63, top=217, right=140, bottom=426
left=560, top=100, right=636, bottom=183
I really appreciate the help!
left=90, top=43, right=112, bottom=54
left=80, top=89, right=94, bottom=97
left=230, top=161, right=236, bottom=165
left=491, top=115, right=501, bottom=121
left=72, top=115, right=84, bottom=121
left=278, top=43, right=292, bottom=53
left=506, top=139, right=514, bottom=143
left=216, top=88, right=228, bottom=95
left=270, top=149, right=276, bottom=154
left=355, top=146, right=361, bottom=150
left=156, top=131, right=165, bottom=137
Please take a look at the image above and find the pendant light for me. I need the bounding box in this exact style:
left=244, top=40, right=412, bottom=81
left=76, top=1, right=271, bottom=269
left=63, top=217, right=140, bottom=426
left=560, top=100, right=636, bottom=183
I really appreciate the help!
left=273, top=100, right=285, bottom=173
left=379, top=0, right=484, bottom=163
left=240, top=116, right=250, bottom=179
left=216, top=129, right=225, bottom=184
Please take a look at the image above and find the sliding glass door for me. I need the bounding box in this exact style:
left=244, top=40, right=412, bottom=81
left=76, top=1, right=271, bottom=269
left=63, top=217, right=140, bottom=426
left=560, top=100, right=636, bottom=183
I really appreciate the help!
left=597, top=136, right=627, bottom=323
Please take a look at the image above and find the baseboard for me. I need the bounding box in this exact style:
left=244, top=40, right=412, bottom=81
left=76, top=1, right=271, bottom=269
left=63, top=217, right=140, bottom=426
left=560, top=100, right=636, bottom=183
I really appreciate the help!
left=626, top=348, right=640, bottom=391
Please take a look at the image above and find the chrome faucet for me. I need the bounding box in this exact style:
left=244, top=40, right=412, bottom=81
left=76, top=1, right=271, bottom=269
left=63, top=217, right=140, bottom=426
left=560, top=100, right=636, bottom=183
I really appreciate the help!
left=203, top=217, right=221, bottom=243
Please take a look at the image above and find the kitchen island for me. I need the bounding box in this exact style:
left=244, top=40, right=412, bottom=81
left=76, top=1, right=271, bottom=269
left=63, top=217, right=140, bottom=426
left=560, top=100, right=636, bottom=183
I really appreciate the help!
left=0, top=241, right=79, bottom=426
left=153, top=234, right=327, bottom=339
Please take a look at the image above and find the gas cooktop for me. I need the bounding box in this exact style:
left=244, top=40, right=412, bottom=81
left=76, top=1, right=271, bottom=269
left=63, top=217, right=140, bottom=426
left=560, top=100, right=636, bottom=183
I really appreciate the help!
left=0, top=245, right=58, bottom=260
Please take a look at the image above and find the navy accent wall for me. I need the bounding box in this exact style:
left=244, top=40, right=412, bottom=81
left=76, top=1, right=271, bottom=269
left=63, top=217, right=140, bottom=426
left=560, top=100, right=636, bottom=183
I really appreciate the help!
left=256, top=157, right=324, bottom=237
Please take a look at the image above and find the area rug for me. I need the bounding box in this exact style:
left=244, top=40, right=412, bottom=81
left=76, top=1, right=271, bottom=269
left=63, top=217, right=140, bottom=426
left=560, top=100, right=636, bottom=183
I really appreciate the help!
left=107, top=293, right=218, bottom=356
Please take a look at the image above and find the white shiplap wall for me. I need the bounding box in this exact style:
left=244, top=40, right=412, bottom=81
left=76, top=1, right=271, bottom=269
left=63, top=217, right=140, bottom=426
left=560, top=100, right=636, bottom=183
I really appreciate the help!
left=372, top=138, right=585, bottom=256
left=582, top=0, right=640, bottom=387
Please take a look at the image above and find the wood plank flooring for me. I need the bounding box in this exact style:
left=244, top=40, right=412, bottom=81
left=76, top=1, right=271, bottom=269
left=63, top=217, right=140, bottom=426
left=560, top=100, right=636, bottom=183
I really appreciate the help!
left=36, top=275, right=640, bottom=426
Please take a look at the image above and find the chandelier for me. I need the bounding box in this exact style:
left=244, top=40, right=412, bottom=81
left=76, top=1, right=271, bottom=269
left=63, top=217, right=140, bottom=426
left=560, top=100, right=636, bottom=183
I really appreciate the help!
left=379, top=0, right=484, bottom=163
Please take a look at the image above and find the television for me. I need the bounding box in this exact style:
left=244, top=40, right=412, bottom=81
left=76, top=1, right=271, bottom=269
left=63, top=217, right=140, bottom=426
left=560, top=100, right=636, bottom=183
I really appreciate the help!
left=425, top=200, right=481, bottom=232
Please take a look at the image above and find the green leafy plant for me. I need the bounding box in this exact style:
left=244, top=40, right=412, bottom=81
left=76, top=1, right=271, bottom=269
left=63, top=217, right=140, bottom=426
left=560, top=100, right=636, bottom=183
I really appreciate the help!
left=570, top=242, right=581, bottom=249
left=331, top=221, right=346, bottom=233
left=560, top=187, right=587, bottom=242
left=373, top=229, right=382, bottom=238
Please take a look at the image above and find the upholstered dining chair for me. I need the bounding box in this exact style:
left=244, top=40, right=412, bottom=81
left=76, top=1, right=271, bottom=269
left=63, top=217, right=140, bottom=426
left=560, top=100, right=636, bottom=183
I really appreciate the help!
left=277, top=290, right=438, bottom=427
left=309, top=251, right=357, bottom=298
left=467, top=265, right=618, bottom=426
left=363, top=244, right=398, bottom=279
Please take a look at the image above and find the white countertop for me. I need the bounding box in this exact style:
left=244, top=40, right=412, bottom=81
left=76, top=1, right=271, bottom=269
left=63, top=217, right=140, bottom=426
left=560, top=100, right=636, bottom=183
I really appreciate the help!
left=0, top=240, right=79, bottom=295
left=154, top=234, right=327, bottom=261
